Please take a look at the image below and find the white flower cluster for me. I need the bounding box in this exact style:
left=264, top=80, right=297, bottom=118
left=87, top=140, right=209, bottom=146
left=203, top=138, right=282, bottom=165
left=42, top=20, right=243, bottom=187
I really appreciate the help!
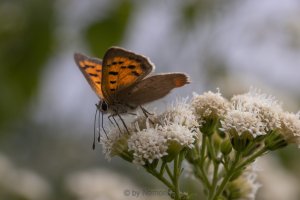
left=102, top=100, right=198, bottom=165
left=220, top=108, right=265, bottom=137
left=128, top=124, right=168, bottom=165
left=192, top=89, right=300, bottom=145
left=101, top=89, right=300, bottom=163
left=279, top=112, right=300, bottom=146
left=159, top=98, right=199, bottom=128
left=231, top=88, right=282, bottom=131
left=101, top=128, right=130, bottom=160
left=191, top=90, right=229, bottom=122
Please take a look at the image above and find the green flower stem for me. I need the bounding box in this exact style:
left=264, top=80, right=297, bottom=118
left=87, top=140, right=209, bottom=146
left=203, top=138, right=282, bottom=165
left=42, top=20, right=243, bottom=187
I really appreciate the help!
left=209, top=161, right=220, bottom=199
left=235, top=147, right=268, bottom=172
left=200, top=134, right=207, bottom=165
left=221, top=155, right=229, bottom=171
left=173, top=155, right=180, bottom=200
left=207, top=136, right=217, bottom=161
left=165, top=163, right=174, bottom=180
left=160, top=161, right=167, bottom=176
left=195, top=164, right=211, bottom=189
left=145, top=167, right=175, bottom=191
left=212, top=152, right=241, bottom=200
left=119, top=151, right=133, bottom=162
left=194, top=134, right=211, bottom=191
left=206, top=135, right=220, bottom=199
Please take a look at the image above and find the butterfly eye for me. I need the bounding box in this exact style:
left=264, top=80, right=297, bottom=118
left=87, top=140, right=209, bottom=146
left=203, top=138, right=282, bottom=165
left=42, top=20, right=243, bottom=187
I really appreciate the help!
left=100, top=101, right=108, bottom=112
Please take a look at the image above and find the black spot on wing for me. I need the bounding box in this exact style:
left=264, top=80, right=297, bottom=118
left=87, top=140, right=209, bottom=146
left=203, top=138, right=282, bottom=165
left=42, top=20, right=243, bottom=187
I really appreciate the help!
left=131, top=71, right=140, bottom=76
left=118, top=61, right=124, bottom=64
left=120, top=66, right=126, bottom=69
left=128, top=65, right=136, bottom=69
left=110, top=81, right=117, bottom=84
left=109, top=71, right=118, bottom=75
left=88, top=73, right=98, bottom=77
left=110, top=89, right=116, bottom=91
left=82, top=65, right=95, bottom=69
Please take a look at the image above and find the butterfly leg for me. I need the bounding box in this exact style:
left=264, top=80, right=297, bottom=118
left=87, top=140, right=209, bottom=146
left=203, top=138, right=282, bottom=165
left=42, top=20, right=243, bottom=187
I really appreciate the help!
left=127, top=112, right=137, bottom=116
left=140, top=106, right=155, bottom=124
left=140, top=105, right=153, bottom=117
left=109, top=114, right=122, bottom=136
left=108, top=115, right=116, bottom=127
left=117, top=113, right=130, bottom=134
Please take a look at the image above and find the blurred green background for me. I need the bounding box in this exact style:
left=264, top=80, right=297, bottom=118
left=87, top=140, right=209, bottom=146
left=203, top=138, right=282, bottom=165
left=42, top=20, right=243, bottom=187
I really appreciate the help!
left=0, top=0, right=300, bottom=199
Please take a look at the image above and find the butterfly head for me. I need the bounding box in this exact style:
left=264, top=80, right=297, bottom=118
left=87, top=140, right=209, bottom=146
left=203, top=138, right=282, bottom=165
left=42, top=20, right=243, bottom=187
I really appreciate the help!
left=97, top=100, right=109, bottom=113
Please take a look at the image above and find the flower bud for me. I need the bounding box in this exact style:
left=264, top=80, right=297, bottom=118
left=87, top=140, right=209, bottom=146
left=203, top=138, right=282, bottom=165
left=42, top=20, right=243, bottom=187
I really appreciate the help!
left=230, top=130, right=254, bottom=152
left=264, top=130, right=288, bottom=151
left=221, top=140, right=232, bottom=155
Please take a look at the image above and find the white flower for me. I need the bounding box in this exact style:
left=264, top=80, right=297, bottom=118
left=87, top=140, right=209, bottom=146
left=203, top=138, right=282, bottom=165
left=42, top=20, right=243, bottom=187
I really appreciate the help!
left=134, top=98, right=199, bottom=130
left=128, top=124, right=168, bottom=165
left=231, top=88, right=282, bottom=131
left=101, top=99, right=199, bottom=164
left=158, top=98, right=199, bottom=128
left=128, top=120, right=197, bottom=165
left=160, top=122, right=196, bottom=148
left=221, top=101, right=266, bottom=137
left=191, top=90, right=229, bottom=122
left=101, top=128, right=130, bottom=160
left=279, top=112, right=300, bottom=146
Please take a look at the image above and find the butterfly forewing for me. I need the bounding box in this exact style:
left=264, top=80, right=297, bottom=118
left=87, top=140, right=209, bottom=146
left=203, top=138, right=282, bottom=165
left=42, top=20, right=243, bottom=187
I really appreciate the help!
left=101, top=47, right=154, bottom=103
left=74, top=53, right=104, bottom=99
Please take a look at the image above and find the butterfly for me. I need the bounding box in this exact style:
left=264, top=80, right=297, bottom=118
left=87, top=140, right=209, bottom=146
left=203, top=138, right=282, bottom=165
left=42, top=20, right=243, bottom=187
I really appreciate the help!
left=74, top=47, right=189, bottom=147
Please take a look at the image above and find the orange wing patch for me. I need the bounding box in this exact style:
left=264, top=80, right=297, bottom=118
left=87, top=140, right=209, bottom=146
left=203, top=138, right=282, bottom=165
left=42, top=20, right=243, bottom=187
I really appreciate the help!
left=105, top=56, right=146, bottom=92
left=101, top=47, right=154, bottom=103
left=74, top=53, right=104, bottom=99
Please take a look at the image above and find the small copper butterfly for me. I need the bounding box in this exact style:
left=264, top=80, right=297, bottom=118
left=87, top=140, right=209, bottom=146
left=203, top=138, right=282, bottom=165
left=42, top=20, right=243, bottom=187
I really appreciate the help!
left=74, top=47, right=190, bottom=147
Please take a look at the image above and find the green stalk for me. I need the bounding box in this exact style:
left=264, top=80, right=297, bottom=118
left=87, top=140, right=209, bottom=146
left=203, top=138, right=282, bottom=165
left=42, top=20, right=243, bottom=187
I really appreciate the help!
left=165, top=163, right=173, bottom=180
left=145, top=167, right=175, bottom=191
left=209, top=161, right=220, bottom=199
left=212, top=152, right=241, bottom=200
left=235, top=147, right=268, bottom=172
left=173, top=155, right=180, bottom=200
left=200, top=134, right=207, bottom=165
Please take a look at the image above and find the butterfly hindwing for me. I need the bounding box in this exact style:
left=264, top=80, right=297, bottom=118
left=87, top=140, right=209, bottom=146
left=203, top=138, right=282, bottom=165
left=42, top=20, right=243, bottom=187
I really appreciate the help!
left=117, top=73, right=190, bottom=107
left=101, top=47, right=154, bottom=103
left=74, top=53, right=104, bottom=99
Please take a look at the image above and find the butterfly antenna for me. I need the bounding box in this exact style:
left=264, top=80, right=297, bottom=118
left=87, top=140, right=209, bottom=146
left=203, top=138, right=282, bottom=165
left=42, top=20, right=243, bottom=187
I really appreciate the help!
left=92, top=107, right=98, bottom=150
left=97, top=108, right=101, bottom=142
left=101, top=112, right=108, bottom=139
left=117, top=113, right=130, bottom=134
